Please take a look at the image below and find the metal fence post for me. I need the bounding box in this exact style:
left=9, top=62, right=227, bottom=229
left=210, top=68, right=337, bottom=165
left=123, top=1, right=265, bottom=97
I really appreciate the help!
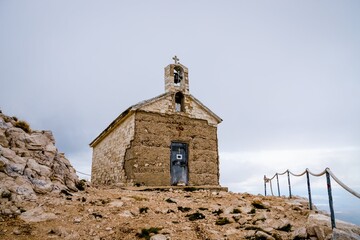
left=276, top=173, right=280, bottom=197
left=264, top=175, right=267, bottom=196
left=264, top=167, right=360, bottom=229
left=306, top=170, right=313, bottom=210
left=326, top=170, right=336, bottom=229
left=287, top=170, right=292, bottom=198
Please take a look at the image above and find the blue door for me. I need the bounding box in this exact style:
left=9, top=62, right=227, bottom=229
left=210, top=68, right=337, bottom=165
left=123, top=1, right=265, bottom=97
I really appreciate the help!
left=170, top=142, right=188, bottom=186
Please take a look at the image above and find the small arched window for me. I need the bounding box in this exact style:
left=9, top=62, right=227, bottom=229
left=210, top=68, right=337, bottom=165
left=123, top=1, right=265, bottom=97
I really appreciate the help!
left=174, top=66, right=183, bottom=86
left=175, top=92, right=184, bottom=112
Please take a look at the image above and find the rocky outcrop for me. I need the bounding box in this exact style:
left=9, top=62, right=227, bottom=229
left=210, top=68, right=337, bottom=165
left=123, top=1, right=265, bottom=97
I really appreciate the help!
left=0, top=111, right=80, bottom=217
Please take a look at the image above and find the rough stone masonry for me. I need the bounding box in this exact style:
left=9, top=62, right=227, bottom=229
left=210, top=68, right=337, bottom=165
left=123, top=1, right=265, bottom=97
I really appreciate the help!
left=90, top=58, right=222, bottom=187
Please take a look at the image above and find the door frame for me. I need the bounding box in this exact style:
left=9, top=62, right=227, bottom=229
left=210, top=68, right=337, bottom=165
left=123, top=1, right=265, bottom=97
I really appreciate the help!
left=170, top=141, right=189, bottom=186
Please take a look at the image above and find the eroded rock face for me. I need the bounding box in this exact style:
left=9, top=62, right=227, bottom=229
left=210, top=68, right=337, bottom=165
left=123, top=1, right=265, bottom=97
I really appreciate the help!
left=0, top=112, right=80, bottom=216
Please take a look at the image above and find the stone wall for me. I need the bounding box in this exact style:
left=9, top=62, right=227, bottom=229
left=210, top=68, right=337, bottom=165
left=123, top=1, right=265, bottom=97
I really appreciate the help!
left=140, top=95, right=173, bottom=114
left=91, top=114, right=135, bottom=186
left=187, top=97, right=219, bottom=126
left=124, top=110, right=219, bottom=186
left=140, top=93, right=220, bottom=126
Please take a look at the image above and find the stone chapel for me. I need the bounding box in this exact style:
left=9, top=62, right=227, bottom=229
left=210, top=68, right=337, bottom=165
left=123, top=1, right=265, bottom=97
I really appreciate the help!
left=90, top=57, right=222, bottom=186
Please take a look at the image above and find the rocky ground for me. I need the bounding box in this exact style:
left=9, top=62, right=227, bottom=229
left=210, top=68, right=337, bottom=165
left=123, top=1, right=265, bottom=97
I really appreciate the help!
left=1, top=186, right=360, bottom=240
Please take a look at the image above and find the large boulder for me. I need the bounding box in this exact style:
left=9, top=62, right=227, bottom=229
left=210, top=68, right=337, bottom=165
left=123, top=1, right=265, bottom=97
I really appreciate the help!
left=0, top=111, right=81, bottom=216
left=306, top=213, right=360, bottom=239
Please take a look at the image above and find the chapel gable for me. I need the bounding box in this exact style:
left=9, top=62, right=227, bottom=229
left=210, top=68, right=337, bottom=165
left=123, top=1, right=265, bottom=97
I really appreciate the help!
left=90, top=57, right=222, bottom=187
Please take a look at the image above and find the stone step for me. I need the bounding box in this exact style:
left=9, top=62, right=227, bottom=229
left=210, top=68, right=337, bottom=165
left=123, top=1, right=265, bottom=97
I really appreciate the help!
left=120, top=185, right=228, bottom=192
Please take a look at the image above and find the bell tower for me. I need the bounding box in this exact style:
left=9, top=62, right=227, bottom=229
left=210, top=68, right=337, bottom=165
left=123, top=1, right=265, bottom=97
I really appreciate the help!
left=164, top=56, right=189, bottom=94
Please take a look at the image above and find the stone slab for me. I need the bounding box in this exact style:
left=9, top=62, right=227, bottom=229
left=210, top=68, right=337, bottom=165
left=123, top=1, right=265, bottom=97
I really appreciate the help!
left=120, top=185, right=228, bottom=192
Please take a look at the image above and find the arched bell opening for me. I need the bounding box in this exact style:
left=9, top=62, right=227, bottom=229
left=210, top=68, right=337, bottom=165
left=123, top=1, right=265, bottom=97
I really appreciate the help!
left=175, top=92, right=184, bottom=112
left=173, top=66, right=183, bottom=86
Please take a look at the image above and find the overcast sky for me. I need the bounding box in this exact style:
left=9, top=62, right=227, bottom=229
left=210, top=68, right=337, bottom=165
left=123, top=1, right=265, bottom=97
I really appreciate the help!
left=1, top=0, right=359, bottom=221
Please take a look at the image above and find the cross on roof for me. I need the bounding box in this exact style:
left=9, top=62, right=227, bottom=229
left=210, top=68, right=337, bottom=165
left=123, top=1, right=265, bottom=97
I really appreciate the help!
left=172, top=55, right=180, bottom=64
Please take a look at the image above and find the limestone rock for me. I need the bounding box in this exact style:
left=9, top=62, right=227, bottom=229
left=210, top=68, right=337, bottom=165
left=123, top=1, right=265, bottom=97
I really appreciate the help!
left=73, top=217, right=82, bottom=223
left=306, top=213, right=360, bottom=240
left=19, top=207, right=57, bottom=222
left=0, top=111, right=81, bottom=215
left=120, top=210, right=133, bottom=217
left=0, top=130, right=8, bottom=147
left=48, top=226, right=69, bottom=237
left=332, top=228, right=360, bottom=240
left=313, top=225, right=327, bottom=240
left=150, top=234, right=168, bottom=240
left=26, top=158, right=52, bottom=177
left=292, top=227, right=307, bottom=239
left=253, top=212, right=267, bottom=222
left=108, top=200, right=124, bottom=208
left=255, top=230, right=275, bottom=240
